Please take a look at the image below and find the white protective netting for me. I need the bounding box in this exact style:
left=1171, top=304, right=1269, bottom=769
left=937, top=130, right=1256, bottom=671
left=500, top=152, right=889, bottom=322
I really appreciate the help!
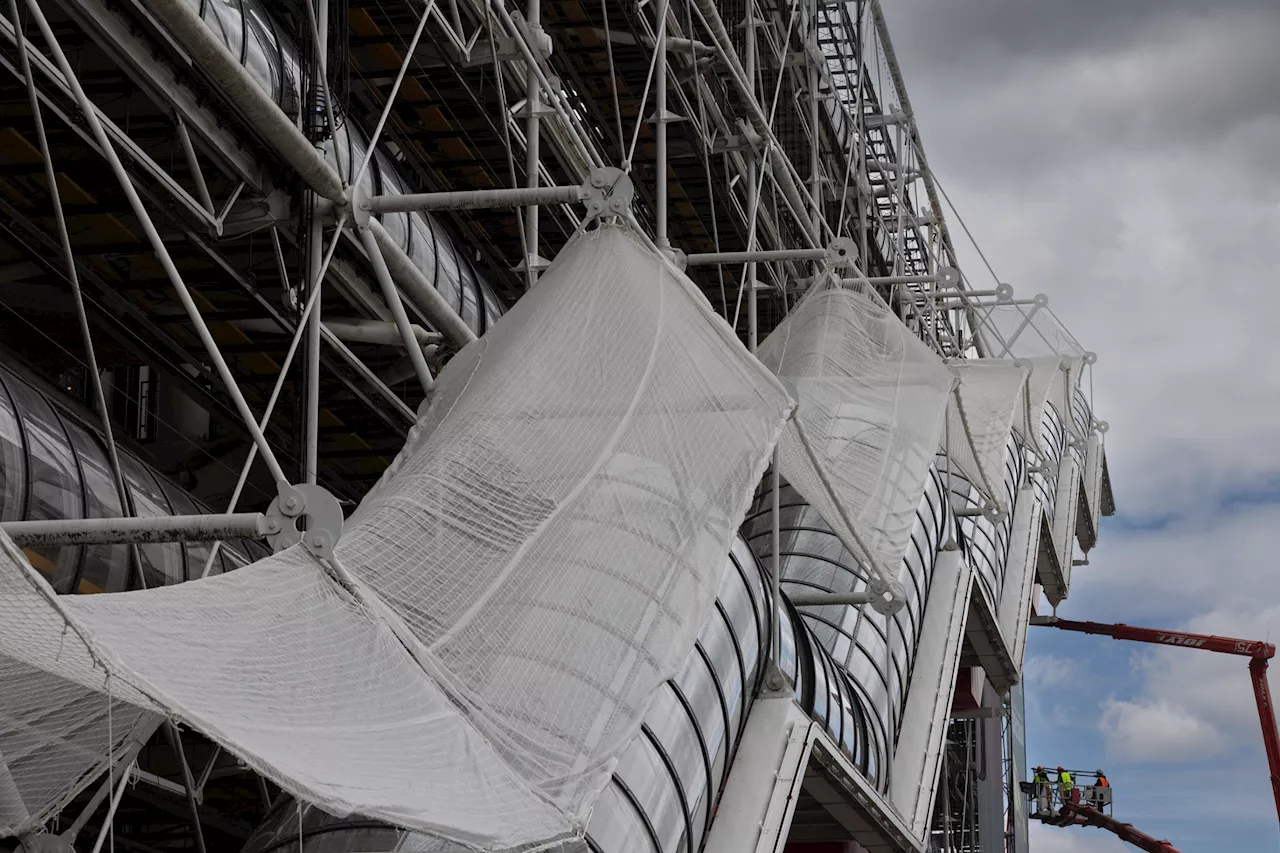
left=975, top=300, right=1086, bottom=361
left=945, top=360, right=1031, bottom=507
left=756, top=279, right=954, bottom=583
left=1014, top=356, right=1061, bottom=450
left=0, top=223, right=792, bottom=849
left=0, top=562, right=161, bottom=837
left=1015, top=355, right=1086, bottom=454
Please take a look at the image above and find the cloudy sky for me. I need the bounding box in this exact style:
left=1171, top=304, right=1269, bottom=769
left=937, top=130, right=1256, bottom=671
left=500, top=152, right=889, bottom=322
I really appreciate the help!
left=880, top=1, right=1280, bottom=850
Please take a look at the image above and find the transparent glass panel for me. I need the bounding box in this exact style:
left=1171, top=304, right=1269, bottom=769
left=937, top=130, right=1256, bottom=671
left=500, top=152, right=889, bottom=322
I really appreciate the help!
left=0, top=370, right=26, bottom=522
left=407, top=214, right=439, bottom=292
left=674, top=653, right=727, bottom=791
left=699, top=612, right=743, bottom=742
left=431, top=217, right=463, bottom=314
left=160, top=479, right=213, bottom=583
left=59, top=416, right=130, bottom=594
left=613, top=738, right=684, bottom=853
left=643, top=689, right=707, bottom=843
left=120, top=452, right=185, bottom=587
left=456, top=253, right=481, bottom=332
left=202, top=0, right=246, bottom=62
left=242, top=0, right=280, bottom=103
left=586, top=785, right=658, bottom=853
left=375, top=151, right=412, bottom=253
left=480, top=284, right=503, bottom=334
left=6, top=376, right=82, bottom=592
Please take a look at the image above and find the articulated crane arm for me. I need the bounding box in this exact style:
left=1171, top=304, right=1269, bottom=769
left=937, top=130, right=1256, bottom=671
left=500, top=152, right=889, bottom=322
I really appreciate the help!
left=1041, top=618, right=1280, bottom=834
left=1058, top=802, right=1181, bottom=853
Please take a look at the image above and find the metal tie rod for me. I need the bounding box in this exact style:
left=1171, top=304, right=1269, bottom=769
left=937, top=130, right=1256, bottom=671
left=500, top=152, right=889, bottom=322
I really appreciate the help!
left=786, top=591, right=873, bottom=606
left=2, top=513, right=275, bottom=547
left=365, top=184, right=588, bottom=214
left=685, top=247, right=829, bottom=266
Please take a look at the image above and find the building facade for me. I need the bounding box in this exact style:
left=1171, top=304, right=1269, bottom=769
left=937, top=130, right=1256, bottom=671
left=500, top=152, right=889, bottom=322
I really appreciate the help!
left=0, top=0, right=1111, bottom=851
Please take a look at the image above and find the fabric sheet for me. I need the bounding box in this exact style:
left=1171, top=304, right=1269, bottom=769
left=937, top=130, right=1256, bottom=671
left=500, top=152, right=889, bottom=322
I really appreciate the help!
left=757, top=280, right=954, bottom=580
left=0, top=224, right=792, bottom=849
left=945, top=360, right=1030, bottom=507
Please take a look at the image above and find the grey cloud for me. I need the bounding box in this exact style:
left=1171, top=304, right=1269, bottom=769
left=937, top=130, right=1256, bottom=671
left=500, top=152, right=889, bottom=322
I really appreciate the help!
left=883, top=0, right=1279, bottom=66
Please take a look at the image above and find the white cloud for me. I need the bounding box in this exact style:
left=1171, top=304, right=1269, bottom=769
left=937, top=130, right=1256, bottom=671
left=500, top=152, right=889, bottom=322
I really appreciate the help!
left=884, top=5, right=1280, bottom=523
left=1099, top=698, right=1228, bottom=762
left=872, top=1, right=1280, bottom=845
left=1025, top=653, right=1084, bottom=688
left=1073, top=505, right=1280, bottom=621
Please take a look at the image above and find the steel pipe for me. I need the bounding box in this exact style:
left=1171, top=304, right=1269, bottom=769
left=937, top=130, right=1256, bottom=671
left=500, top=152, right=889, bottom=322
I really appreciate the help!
left=524, top=0, right=543, bottom=286
left=686, top=247, right=828, bottom=266
left=318, top=326, right=417, bottom=422
left=233, top=318, right=438, bottom=347
left=2, top=513, right=270, bottom=547
left=688, top=0, right=820, bottom=246
left=787, top=591, right=874, bottom=606
left=364, top=184, right=586, bottom=213
left=23, top=0, right=291, bottom=487
left=324, top=318, right=440, bottom=346
left=367, top=218, right=478, bottom=346
left=359, top=225, right=435, bottom=396
left=139, top=0, right=346, bottom=203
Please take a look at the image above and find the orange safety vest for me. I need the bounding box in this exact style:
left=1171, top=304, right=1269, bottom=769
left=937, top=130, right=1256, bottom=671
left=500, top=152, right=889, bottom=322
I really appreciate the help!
left=1097, top=776, right=1109, bottom=788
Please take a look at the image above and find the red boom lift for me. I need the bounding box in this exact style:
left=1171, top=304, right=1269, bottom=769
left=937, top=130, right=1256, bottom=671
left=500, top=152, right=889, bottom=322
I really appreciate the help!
left=1038, top=617, right=1280, bottom=843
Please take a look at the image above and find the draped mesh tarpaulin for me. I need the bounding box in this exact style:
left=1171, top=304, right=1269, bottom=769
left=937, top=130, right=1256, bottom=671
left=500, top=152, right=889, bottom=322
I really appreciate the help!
left=1014, top=356, right=1061, bottom=450
left=0, top=224, right=792, bottom=848
left=946, top=360, right=1030, bottom=507
left=756, top=280, right=953, bottom=579
left=1016, top=355, right=1086, bottom=454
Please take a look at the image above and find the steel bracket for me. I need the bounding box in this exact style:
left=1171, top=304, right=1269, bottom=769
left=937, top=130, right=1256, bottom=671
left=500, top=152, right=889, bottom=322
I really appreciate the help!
left=582, top=166, right=634, bottom=222
left=266, top=483, right=344, bottom=560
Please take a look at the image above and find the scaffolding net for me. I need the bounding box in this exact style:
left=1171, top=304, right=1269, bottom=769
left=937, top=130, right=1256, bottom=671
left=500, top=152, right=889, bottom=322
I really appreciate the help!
left=946, top=360, right=1031, bottom=508
left=0, top=224, right=792, bottom=850
left=757, top=279, right=954, bottom=585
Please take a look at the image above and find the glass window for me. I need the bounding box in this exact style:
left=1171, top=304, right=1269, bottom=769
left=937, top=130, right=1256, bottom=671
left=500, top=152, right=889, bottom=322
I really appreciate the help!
left=587, top=785, right=658, bottom=853
left=321, top=123, right=356, bottom=186
left=59, top=416, right=130, bottom=594
left=777, top=605, right=798, bottom=686
left=241, top=3, right=280, bottom=102
left=6, top=376, right=83, bottom=592
left=160, top=479, right=213, bottom=583
left=810, top=653, right=830, bottom=730
left=480, top=284, right=503, bottom=334
left=614, top=738, right=685, bottom=853
left=674, top=652, right=728, bottom=791
left=699, top=612, right=744, bottom=748
left=120, top=452, right=186, bottom=587
left=202, top=0, right=247, bottom=62
left=375, top=152, right=412, bottom=253
left=0, top=370, right=26, bottom=522
left=456, top=253, right=481, bottom=333
left=408, top=214, right=438, bottom=290
left=643, top=689, right=707, bottom=843
left=432, top=218, right=463, bottom=314
left=717, top=566, right=761, bottom=684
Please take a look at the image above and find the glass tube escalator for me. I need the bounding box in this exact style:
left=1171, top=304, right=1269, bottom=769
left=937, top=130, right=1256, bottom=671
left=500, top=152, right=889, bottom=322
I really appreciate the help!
left=180, top=0, right=505, bottom=338
left=940, top=440, right=1025, bottom=609
left=740, top=467, right=952, bottom=792
left=237, top=529, right=890, bottom=853
left=0, top=364, right=269, bottom=594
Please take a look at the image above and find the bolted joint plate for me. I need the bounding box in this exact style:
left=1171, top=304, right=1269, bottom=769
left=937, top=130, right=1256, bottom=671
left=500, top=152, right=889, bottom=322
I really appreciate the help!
left=582, top=167, right=634, bottom=221
left=266, top=483, right=345, bottom=560
left=826, top=237, right=857, bottom=269
left=867, top=576, right=908, bottom=615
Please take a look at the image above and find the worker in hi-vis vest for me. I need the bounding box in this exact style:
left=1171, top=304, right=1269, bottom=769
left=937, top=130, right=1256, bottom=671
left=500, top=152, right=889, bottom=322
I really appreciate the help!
left=1033, top=766, right=1051, bottom=815
left=1091, top=768, right=1110, bottom=808
left=1057, top=766, right=1077, bottom=809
